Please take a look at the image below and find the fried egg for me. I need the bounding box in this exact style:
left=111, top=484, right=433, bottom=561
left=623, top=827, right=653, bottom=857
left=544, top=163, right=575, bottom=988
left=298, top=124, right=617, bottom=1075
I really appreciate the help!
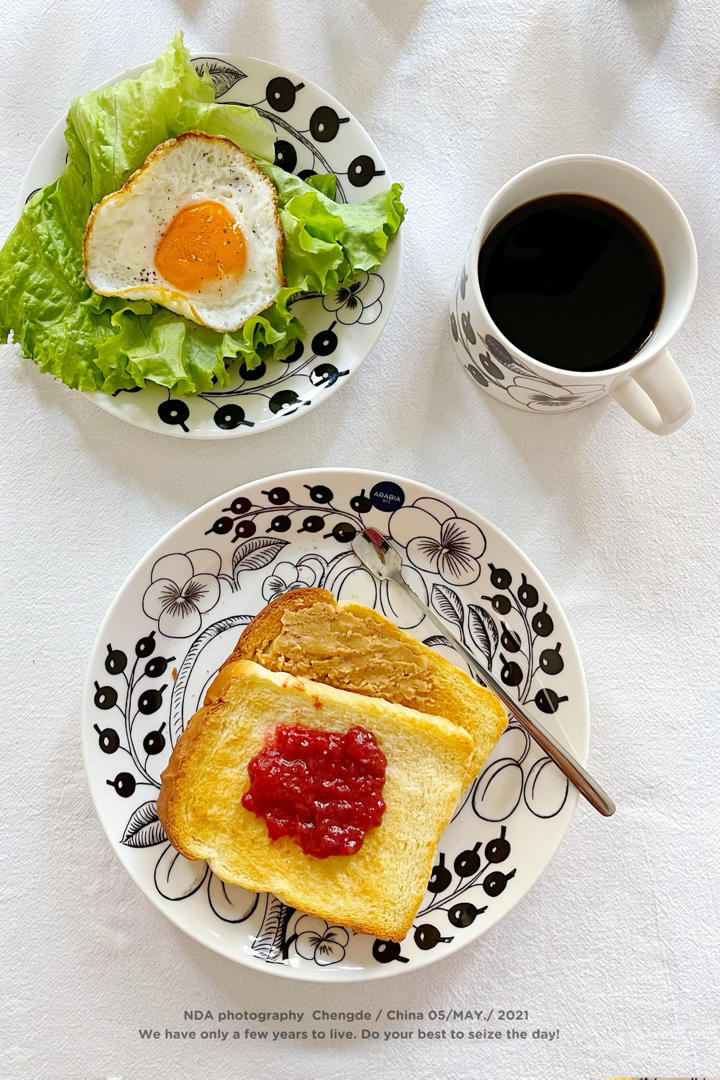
left=83, top=131, right=284, bottom=333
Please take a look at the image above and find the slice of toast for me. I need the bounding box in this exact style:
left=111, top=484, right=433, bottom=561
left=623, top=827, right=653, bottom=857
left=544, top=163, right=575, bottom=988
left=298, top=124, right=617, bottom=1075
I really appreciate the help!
left=157, top=660, right=474, bottom=942
left=228, top=587, right=507, bottom=785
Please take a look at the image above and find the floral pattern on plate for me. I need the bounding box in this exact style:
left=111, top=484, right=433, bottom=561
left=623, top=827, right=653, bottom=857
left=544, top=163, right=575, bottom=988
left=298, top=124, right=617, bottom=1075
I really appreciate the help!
left=83, top=469, right=588, bottom=982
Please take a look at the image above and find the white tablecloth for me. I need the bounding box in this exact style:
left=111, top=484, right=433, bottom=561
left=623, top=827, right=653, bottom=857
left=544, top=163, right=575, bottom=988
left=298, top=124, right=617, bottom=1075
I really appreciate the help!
left=2, top=2, right=719, bottom=1078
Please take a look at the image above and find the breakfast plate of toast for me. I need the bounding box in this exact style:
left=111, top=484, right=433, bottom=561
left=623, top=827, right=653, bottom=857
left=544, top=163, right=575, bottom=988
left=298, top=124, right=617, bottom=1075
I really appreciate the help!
left=9, top=43, right=402, bottom=438
left=82, top=468, right=588, bottom=982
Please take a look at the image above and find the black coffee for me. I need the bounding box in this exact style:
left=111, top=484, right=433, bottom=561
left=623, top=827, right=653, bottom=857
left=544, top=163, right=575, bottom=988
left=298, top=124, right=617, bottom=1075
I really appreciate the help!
left=477, top=194, right=664, bottom=372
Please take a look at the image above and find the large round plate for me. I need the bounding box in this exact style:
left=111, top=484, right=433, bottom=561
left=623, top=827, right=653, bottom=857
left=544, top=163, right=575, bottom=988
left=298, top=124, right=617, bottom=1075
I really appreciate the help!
left=17, top=56, right=402, bottom=438
left=82, top=469, right=588, bottom=982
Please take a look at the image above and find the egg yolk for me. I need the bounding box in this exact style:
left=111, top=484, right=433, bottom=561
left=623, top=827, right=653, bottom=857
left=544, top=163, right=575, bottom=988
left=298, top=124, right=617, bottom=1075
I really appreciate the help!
left=154, top=200, right=247, bottom=293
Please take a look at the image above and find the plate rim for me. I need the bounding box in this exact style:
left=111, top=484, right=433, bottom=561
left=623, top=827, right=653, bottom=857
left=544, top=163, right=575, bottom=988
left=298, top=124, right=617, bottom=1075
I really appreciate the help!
left=81, top=467, right=588, bottom=983
left=15, top=52, right=404, bottom=440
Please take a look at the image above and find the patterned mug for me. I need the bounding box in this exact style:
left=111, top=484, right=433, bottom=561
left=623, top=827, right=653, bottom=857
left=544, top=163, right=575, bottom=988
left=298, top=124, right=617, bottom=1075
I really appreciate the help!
left=450, top=155, right=697, bottom=435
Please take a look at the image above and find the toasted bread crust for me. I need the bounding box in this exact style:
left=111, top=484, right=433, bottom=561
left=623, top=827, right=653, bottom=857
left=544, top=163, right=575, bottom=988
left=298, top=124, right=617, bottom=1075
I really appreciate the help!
left=155, top=700, right=219, bottom=858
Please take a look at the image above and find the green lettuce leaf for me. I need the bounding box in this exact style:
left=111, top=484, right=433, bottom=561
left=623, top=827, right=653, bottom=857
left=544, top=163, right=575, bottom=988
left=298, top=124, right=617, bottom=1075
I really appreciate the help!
left=267, top=165, right=405, bottom=294
left=0, top=33, right=404, bottom=395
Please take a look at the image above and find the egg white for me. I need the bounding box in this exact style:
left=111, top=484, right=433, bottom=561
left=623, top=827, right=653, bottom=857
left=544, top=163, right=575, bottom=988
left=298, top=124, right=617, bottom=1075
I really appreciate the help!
left=83, top=131, right=285, bottom=333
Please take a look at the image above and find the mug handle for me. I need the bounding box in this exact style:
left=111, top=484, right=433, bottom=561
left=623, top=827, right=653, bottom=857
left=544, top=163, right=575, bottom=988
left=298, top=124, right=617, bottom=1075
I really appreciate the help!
left=611, top=349, right=693, bottom=435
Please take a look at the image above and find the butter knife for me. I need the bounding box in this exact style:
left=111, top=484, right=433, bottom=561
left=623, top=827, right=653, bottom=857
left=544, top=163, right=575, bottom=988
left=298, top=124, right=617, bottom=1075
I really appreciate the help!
left=351, top=528, right=615, bottom=817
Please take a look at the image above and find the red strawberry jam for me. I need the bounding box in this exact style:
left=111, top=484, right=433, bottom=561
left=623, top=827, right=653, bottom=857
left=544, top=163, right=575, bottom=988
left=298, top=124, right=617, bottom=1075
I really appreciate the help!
left=242, top=724, right=387, bottom=858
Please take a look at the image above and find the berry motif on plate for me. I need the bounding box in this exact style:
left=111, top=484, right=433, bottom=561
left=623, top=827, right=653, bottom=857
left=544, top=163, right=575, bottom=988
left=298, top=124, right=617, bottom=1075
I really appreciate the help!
left=87, top=472, right=581, bottom=974
left=93, top=630, right=177, bottom=818
left=373, top=828, right=516, bottom=964
left=205, top=482, right=362, bottom=550
left=190, top=62, right=388, bottom=202
left=143, top=302, right=367, bottom=431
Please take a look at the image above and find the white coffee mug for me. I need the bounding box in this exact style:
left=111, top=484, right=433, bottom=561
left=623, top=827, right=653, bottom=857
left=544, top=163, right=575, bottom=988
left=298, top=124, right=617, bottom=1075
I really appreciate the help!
left=450, top=155, right=697, bottom=434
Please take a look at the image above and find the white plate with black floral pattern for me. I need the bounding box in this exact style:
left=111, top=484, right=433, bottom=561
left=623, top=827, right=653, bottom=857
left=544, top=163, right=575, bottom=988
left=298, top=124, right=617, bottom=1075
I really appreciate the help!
left=17, top=56, right=402, bottom=439
left=82, top=468, right=589, bottom=982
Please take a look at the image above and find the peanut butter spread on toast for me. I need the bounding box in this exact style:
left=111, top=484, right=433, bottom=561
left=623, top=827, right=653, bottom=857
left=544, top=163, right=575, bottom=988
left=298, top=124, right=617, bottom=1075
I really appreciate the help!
left=253, top=599, right=435, bottom=704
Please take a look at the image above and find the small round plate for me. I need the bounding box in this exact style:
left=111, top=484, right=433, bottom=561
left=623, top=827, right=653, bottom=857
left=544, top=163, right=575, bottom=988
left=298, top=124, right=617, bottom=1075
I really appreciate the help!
left=82, top=469, right=588, bottom=982
left=17, top=56, right=402, bottom=438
